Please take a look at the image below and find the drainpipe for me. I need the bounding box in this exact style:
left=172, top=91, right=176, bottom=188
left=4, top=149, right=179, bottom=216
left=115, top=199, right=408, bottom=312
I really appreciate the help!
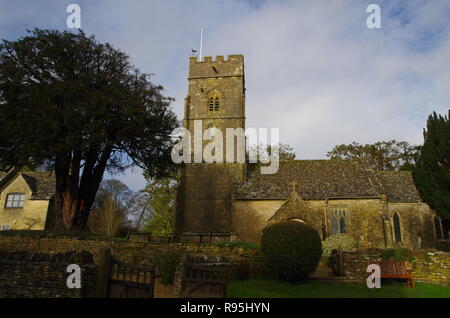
left=380, top=194, right=392, bottom=248
left=324, top=198, right=329, bottom=239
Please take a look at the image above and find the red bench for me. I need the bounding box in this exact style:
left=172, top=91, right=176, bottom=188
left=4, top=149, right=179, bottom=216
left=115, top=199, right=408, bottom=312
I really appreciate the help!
left=368, top=260, right=414, bottom=288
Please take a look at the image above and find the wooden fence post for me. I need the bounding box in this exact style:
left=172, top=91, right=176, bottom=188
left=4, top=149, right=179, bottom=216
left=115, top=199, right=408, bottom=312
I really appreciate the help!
left=95, top=248, right=111, bottom=298
left=338, top=248, right=344, bottom=276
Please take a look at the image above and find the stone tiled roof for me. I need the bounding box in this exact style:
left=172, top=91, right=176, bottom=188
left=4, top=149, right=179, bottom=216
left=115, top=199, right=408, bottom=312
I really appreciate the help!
left=234, top=160, right=422, bottom=202
left=373, top=170, right=421, bottom=202
left=0, top=172, right=8, bottom=181
left=20, top=171, right=56, bottom=200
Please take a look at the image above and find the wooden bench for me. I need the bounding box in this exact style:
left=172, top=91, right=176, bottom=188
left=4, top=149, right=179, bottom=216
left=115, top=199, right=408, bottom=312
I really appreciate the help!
left=368, top=260, right=414, bottom=288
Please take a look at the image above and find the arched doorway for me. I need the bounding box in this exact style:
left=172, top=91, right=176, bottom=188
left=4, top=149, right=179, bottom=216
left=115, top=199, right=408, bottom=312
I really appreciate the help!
left=288, top=218, right=305, bottom=223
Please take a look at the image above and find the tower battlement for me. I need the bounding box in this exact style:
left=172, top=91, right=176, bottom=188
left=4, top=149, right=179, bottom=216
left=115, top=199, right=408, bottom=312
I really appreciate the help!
left=189, top=55, right=244, bottom=78
left=189, top=54, right=243, bottom=63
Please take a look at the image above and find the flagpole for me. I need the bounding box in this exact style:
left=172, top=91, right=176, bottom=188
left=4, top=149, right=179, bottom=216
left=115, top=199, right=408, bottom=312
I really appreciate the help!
left=199, top=28, right=203, bottom=61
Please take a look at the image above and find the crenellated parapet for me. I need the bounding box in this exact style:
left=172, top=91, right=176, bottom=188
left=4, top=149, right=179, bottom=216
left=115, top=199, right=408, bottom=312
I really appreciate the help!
left=189, top=55, right=244, bottom=78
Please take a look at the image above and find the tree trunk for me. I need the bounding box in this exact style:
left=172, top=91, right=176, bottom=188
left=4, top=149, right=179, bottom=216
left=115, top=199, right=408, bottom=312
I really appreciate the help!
left=53, top=147, right=112, bottom=231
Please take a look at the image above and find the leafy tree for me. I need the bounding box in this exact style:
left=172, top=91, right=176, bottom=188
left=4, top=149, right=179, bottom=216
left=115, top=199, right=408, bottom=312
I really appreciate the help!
left=247, top=143, right=296, bottom=161
left=413, top=111, right=450, bottom=228
left=0, top=29, right=178, bottom=230
left=143, top=177, right=177, bottom=236
left=88, top=179, right=136, bottom=237
left=327, top=140, right=420, bottom=171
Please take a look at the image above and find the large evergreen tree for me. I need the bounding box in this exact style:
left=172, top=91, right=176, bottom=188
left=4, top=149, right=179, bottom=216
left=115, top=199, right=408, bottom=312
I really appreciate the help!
left=413, top=111, right=450, bottom=225
left=0, top=29, right=178, bottom=230
left=327, top=140, right=420, bottom=171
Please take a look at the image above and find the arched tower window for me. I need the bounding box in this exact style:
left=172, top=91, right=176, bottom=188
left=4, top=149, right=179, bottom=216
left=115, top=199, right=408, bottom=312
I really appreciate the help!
left=435, top=216, right=443, bottom=239
left=339, top=216, right=347, bottom=234
left=207, top=89, right=222, bottom=113
left=393, top=213, right=402, bottom=243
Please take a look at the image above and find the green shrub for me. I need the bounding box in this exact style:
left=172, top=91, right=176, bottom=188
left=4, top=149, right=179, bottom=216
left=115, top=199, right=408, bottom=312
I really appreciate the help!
left=381, top=248, right=413, bottom=261
left=154, top=249, right=183, bottom=285
left=233, top=261, right=251, bottom=281
left=261, top=221, right=322, bottom=282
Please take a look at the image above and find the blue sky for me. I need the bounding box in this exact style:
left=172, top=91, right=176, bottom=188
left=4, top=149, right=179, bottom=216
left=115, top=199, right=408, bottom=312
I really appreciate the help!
left=1, top=0, right=449, bottom=191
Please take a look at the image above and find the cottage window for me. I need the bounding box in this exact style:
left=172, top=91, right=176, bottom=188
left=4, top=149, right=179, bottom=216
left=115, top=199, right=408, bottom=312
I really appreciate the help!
left=393, top=212, right=402, bottom=243
left=5, top=193, right=25, bottom=208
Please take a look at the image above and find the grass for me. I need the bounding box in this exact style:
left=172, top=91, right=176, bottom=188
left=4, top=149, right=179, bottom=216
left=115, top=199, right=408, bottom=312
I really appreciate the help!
left=227, top=279, right=450, bottom=298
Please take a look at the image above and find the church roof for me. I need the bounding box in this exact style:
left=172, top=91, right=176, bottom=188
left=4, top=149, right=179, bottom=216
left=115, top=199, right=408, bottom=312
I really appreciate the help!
left=372, top=170, right=421, bottom=202
left=234, top=160, right=422, bottom=202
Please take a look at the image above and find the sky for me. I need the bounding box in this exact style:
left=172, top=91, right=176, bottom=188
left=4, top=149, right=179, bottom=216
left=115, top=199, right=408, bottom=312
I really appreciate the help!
left=0, top=0, right=449, bottom=191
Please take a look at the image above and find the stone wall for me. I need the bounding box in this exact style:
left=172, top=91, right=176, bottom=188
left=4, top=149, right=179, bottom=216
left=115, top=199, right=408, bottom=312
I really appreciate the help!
left=0, top=236, right=261, bottom=276
left=341, top=249, right=450, bottom=285
left=0, top=250, right=96, bottom=298
left=232, top=198, right=438, bottom=250
left=436, top=240, right=450, bottom=251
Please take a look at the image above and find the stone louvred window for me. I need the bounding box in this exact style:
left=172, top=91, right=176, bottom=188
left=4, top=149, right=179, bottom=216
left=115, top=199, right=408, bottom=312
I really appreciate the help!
left=207, top=89, right=222, bottom=113
left=214, top=97, right=219, bottom=111
left=393, top=212, right=402, bottom=243
left=208, top=97, right=220, bottom=112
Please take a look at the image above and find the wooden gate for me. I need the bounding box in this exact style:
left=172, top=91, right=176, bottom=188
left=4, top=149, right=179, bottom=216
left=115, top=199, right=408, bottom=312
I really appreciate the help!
left=96, top=248, right=156, bottom=298
left=331, top=248, right=345, bottom=276
left=182, top=262, right=228, bottom=298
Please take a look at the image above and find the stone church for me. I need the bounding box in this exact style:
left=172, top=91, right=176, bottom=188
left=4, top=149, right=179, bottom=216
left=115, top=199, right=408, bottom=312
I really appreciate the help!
left=174, top=54, right=443, bottom=249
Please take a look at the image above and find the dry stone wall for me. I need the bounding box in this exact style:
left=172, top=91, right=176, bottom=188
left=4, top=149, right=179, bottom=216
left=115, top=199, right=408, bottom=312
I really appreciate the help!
left=0, top=249, right=96, bottom=298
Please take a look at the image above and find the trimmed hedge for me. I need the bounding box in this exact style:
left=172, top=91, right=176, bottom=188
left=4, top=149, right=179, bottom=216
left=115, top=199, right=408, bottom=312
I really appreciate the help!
left=261, top=221, right=322, bottom=282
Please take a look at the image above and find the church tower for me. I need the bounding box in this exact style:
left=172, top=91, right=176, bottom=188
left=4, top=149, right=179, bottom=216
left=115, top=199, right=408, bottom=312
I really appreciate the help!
left=174, top=55, right=246, bottom=242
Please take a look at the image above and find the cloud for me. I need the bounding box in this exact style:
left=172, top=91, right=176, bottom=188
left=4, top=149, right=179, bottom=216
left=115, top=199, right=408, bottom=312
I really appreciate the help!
left=1, top=0, right=449, bottom=190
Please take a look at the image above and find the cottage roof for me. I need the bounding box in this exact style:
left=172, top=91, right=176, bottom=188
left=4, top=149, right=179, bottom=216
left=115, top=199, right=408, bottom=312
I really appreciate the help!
left=20, top=171, right=56, bottom=200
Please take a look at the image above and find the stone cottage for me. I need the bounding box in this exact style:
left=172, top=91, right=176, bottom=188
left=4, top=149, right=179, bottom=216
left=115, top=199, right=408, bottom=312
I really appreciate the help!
left=0, top=169, right=55, bottom=230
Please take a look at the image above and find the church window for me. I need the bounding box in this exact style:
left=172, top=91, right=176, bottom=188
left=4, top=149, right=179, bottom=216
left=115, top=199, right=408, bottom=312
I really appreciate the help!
left=393, top=213, right=402, bottom=243
left=339, top=216, right=347, bottom=234
left=208, top=97, right=219, bottom=112
left=435, top=216, right=443, bottom=239
left=331, top=216, right=339, bottom=235
left=207, top=90, right=222, bottom=113
left=214, top=97, right=219, bottom=111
